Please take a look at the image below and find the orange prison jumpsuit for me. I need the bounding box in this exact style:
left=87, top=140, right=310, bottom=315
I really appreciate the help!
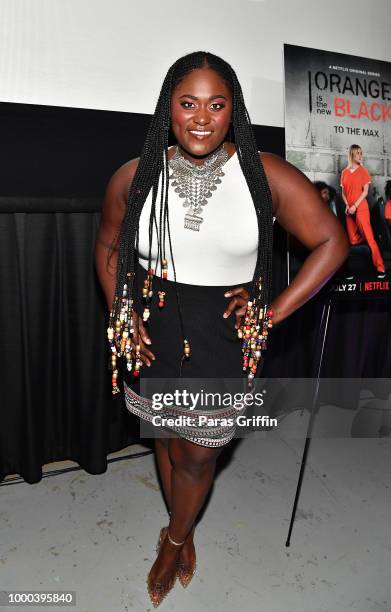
left=340, top=165, right=384, bottom=271
left=385, top=199, right=391, bottom=222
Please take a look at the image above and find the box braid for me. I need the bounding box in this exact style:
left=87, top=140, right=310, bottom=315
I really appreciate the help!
left=107, top=51, right=274, bottom=393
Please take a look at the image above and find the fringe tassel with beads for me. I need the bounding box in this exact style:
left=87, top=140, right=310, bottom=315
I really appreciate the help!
left=237, top=277, right=273, bottom=386
left=142, top=267, right=154, bottom=322
left=107, top=272, right=137, bottom=395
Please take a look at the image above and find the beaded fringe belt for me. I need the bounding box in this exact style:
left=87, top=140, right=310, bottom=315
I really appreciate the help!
left=123, top=381, right=248, bottom=448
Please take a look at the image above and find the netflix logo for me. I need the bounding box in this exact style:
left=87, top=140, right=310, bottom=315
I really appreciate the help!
left=363, top=281, right=390, bottom=291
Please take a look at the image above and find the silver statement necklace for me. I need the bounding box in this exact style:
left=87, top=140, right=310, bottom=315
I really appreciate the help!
left=168, top=144, right=229, bottom=232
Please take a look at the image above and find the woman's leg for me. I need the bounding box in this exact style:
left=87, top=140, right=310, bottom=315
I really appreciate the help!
left=154, top=438, right=172, bottom=514
left=148, top=437, right=224, bottom=597
left=154, top=436, right=195, bottom=541
left=168, top=438, right=224, bottom=542
left=153, top=437, right=197, bottom=588
left=345, top=213, right=364, bottom=245
left=356, top=206, right=385, bottom=270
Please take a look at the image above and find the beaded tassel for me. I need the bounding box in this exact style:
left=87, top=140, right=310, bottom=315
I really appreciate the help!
left=237, top=277, right=273, bottom=386
left=133, top=344, right=142, bottom=377
left=142, top=268, right=154, bottom=322
left=143, top=306, right=150, bottom=322
left=183, top=339, right=191, bottom=358
left=143, top=260, right=168, bottom=318
left=158, top=291, right=166, bottom=308
left=162, top=259, right=168, bottom=280
left=107, top=273, right=138, bottom=395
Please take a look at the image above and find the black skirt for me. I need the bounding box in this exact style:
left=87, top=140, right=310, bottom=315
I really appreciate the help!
left=123, top=263, right=253, bottom=447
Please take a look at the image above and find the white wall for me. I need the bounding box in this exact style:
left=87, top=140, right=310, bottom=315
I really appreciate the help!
left=0, top=0, right=390, bottom=127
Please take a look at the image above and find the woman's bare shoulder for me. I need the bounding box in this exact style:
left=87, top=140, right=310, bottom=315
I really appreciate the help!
left=100, top=158, right=140, bottom=228
left=105, top=157, right=140, bottom=202
left=259, top=151, right=298, bottom=181
left=259, top=150, right=319, bottom=199
left=258, top=152, right=347, bottom=252
left=258, top=152, right=299, bottom=213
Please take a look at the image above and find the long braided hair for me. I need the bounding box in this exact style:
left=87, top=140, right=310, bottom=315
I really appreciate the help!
left=107, top=51, right=274, bottom=393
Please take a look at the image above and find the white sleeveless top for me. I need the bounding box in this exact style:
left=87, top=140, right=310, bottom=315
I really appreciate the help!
left=138, top=150, right=275, bottom=286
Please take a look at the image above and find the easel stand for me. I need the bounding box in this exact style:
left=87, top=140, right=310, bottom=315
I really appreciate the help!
left=285, top=297, right=333, bottom=547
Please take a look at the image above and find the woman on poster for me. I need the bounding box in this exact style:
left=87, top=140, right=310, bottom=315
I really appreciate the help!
left=340, top=144, right=385, bottom=274
left=95, top=51, right=349, bottom=607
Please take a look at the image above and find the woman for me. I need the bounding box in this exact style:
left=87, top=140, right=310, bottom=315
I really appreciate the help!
left=95, top=51, right=348, bottom=607
left=340, top=144, right=385, bottom=273
left=314, top=180, right=332, bottom=205
left=314, top=180, right=338, bottom=216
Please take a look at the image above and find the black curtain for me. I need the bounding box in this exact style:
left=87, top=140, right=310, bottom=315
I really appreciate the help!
left=0, top=200, right=144, bottom=483
left=0, top=102, right=390, bottom=484
left=0, top=103, right=154, bottom=483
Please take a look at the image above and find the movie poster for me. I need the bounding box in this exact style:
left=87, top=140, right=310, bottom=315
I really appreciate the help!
left=284, top=44, right=391, bottom=297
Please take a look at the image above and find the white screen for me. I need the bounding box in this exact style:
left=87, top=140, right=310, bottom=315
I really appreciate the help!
left=0, top=0, right=390, bottom=126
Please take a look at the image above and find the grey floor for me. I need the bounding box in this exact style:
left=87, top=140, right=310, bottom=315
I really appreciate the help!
left=1, top=432, right=391, bottom=612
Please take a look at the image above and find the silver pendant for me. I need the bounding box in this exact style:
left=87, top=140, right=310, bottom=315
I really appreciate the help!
left=168, top=144, right=229, bottom=232
left=184, top=213, right=204, bottom=231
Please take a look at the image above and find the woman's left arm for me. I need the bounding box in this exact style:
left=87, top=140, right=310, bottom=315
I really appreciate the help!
left=353, top=183, right=369, bottom=211
left=262, top=153, right=350, bottom=326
